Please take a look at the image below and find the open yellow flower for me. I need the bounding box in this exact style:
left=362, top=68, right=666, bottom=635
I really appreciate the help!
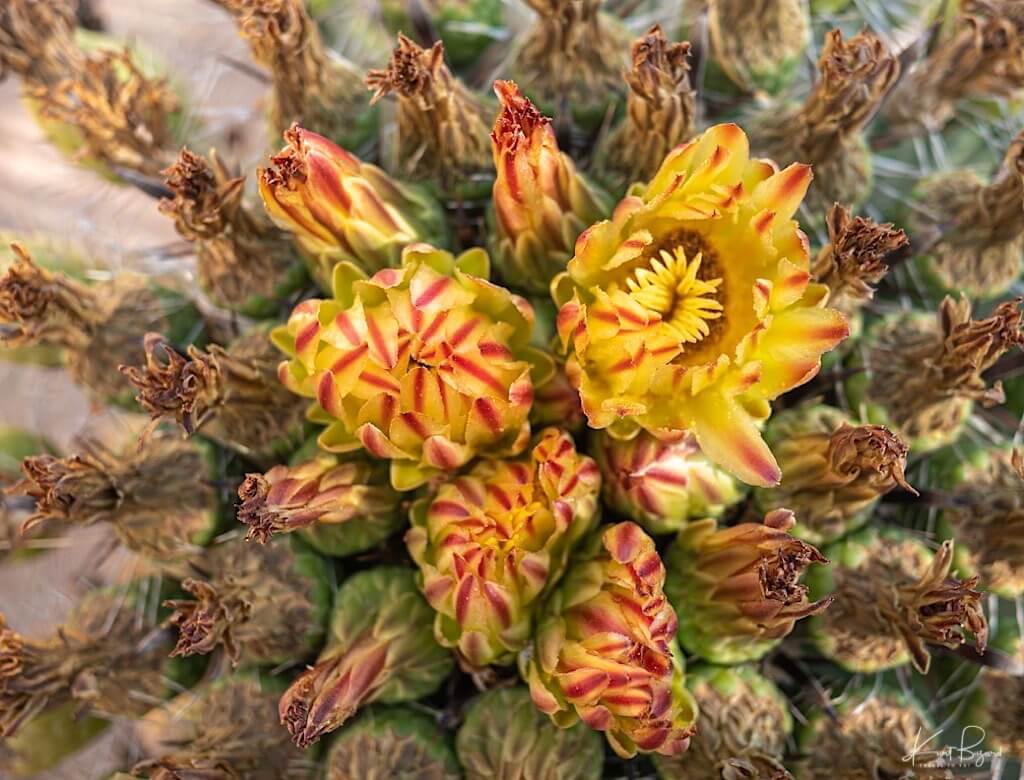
left=553, top=123, right=848, bottom=486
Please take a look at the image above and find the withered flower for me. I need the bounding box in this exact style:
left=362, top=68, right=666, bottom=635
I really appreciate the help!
left=366, top=35, right=492, bottom=196
left=753, top=28, right=899, bottom=212
left=665, top=509, right=833, bottom=663
left=160, top=148, right=305, bottom=318
left=811, top=203, right=907, bottom=325
left=912, top=129, right=1024, bottom=299
left=236, top=452, right=402, bottom=556
left=810, top=530, right=988, bottom=674
left=132, top=675, right=309, bottom=780
left=852, top=295, right=1024, bottom=452
left=0, top=0, right=81, bottom=86
left=506, top=0, right=630, bottom=127
left=0, top=243, right=203, bottom=405
left=756, top=406, right=914, bottom=545
left=884, top=0, right=1024, bottom=136
left=0, top=586, right=172, bottom=738
left=33, top=48, right=180, bottom=178
left=8, top=433, right=218, bottom=575
left=215, top=0, right=373, bottom=149
left=164, top=538, right=330, bottom=667
left=594, top=26, right=696, bottom=193
left=121, top=328, right=307, bottom=465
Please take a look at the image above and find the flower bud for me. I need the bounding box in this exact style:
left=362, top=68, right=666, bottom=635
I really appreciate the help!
left=488, top=81, right=610, bottom=295
left=595, top=430, right=743, bottom=535
left=237, top=450, right=402, bottom=556
left=522, top=522, right=698, bottom=758
left=258, top=125, right=446, bottom=290
left=278, top=567, right=452, bottom=748
left=273, top=244, right=543, bottom=490
left=406, top=428, right=600, bottom=667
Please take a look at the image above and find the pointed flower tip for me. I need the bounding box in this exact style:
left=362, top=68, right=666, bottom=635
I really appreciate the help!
left=826, top=422, right=915, bottom=495
left=492, top=80, right=549, bottom=143
left=236, top=472, right=277, bottom=543
left=365, top=34, right=445, bottom=104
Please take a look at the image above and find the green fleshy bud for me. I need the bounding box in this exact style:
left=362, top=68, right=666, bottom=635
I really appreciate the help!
left=327, top=705, right=460, bottom=780
left=456, top=687, right=603, bottom=780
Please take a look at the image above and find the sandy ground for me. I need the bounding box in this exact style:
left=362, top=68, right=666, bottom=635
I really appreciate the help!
left=0, top=1, right=268, bottom=775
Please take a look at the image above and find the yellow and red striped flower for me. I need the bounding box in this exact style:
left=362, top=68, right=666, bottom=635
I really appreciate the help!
left=259, top=125, right=446, bottom=290
left=406, top=428, right=600, bottom=667
left=274, top=243, right=548, bottom=490
left=522, top=521, right=698, bottom=758
left=553, top=123, right=849, bottom=487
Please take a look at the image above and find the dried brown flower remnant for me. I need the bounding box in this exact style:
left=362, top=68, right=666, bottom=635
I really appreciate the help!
left=0, top=590, right=169, bottom=738
left=133, top=676, right=309, bottom=780
left=757, top=409, right=915, bottom=546
left=863, top=296, right=1024, bottom=450
left=366, top=35, right=491, bottom=192
left=33, top=48, right=179, bottom=178
left=160, top=148, right=300, bottom=314
left=880, top=540, right=988, bottom=673
left=163, top=540, right=324, bottom=667
left=215, top=0, right=366, bottom=142
left=812, top=204, right=908, bottom=319
left=754, top=29, right=899, bottom=211
left=815, top=533, right=988, bottom=674
left=596, top=26, right=695, bottom=190
left=826, top=423, right=915, bottom=494
left=508, top=0, right=629, bottom=121
left=667, top=510, right=834, bottom=664
left=0, top=244, right=185, bottom=404
left=884, top=0, right=1024, bottom=135
left=0, top=0, right=80, bottom=85
left=8, top=434, right=216, bottom=571
left=121, top=329, right=306, bottom=463
left=912, top=130, right=1024, bottom=298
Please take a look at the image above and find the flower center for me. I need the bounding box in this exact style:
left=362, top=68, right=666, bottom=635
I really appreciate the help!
left=626, top=245, right=724, bottom=344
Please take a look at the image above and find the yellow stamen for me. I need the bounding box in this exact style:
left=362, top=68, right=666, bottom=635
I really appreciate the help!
left=626, top=247, right=724, bottom=344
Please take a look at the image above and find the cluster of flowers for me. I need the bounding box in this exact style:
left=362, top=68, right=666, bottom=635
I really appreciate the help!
left=0, top=0, right=1021, bottom=777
